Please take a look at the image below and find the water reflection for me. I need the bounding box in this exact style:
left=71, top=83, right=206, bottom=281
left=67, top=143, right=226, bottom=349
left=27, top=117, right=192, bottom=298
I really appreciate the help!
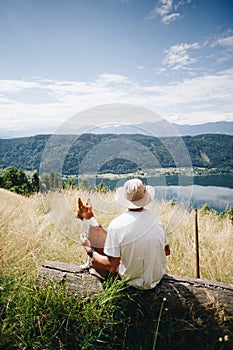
left=154, top=185, right=233, bottom=212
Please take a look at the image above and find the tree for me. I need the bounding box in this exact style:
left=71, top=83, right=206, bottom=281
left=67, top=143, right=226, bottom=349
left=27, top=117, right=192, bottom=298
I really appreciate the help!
left=31, top=171, right=40, bottom=193
left=0, top=167, right=31, bottom=194
left=66, top=177, right=76, bottom=189
left=40, top=173, right=51, bottom=192
left=78, top=177, right=90, bottom=190
left=50, top=171, right=61, bottom=190
left=96, top=181, right=108, bottom=193
left=39, top=171, right=62, bottom=192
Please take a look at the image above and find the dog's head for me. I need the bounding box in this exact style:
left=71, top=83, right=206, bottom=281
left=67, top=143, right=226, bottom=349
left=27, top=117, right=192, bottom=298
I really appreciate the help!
left=76, top=198, right=93, bottom=220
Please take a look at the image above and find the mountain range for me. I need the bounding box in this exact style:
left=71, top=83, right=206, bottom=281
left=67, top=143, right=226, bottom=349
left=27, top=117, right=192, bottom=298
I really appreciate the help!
left=173, top=121, right=233, bottom=136
left=0, top=133, right=232, bottom=174
left=0, top=121, right=233, bottom=138
left=93, top=121, right=233, bottom=136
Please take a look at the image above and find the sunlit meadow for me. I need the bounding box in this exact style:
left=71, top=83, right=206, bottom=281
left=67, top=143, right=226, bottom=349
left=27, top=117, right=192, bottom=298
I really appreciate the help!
left=1, top=188, right=232, bottom=349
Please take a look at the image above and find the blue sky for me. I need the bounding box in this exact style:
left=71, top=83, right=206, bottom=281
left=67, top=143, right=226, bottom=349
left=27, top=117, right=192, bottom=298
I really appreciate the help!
left=0, top=0, right=233, bottom=137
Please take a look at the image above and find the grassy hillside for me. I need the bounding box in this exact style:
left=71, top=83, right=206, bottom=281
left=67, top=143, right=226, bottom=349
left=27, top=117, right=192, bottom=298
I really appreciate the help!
left=1, top=189, right=232, bottom=349
left=1, top=188, right=232, bottom=283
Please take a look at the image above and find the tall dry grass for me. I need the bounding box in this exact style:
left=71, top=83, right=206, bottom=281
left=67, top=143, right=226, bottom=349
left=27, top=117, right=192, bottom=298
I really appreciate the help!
left=1, top=188, right=232, bottom=284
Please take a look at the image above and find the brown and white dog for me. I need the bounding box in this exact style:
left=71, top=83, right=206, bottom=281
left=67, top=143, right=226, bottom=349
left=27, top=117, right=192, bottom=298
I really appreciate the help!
left=75, top=198, right=107, bottom=269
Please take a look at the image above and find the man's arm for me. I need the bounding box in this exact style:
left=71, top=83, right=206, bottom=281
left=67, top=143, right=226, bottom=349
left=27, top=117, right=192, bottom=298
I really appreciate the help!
left=82, top=240, right=120, bottom=274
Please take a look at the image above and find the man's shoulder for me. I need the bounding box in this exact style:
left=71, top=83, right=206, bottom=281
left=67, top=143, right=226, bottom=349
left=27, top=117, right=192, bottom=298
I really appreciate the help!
left=108, top=212, right=130, bottom=229
left=143, top=208, right=157, bottom=218
left=142, top=209, right=163, bottom=226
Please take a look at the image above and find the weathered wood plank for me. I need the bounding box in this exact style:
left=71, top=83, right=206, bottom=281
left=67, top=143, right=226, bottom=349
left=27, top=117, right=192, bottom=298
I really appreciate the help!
left=158, top=274, right=233, bottom=317
left=37, top=260, right=233, bottom=316
left=38, top=260, right=104, bottom=296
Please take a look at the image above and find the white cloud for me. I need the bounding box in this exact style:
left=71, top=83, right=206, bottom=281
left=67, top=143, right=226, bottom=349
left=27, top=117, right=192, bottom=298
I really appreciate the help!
left=214, top=33, right=233, bottom=63
left=216, top=35, right=233, bottom=48
left=96, top=73, right=132, bottom=85
left=149, top=68, right=233, bottom=106
left=0, top=67, right=232, bottom=136
left=211, top=31, right=233, bottom=50
left=146, top=0, right=191, bottom=24
left=163, top=42, right=201, bottom=70
left=0, top=80, right=39, bottom=94
left=162, top=13, right=180, bottom=24
left=156, top=0, right=173, bottom=16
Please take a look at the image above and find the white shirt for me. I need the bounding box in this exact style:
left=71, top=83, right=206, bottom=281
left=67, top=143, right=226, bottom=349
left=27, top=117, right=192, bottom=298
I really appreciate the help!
left=104, top=209, right=167, bottom=290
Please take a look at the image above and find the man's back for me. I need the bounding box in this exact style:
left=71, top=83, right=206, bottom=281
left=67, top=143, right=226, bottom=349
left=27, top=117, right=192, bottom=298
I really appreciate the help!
left=104, top=209, right=167, bottom=289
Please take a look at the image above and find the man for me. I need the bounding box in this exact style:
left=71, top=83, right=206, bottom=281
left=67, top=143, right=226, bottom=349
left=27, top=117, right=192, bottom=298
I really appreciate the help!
left=81, top=178, right=170, bottom=290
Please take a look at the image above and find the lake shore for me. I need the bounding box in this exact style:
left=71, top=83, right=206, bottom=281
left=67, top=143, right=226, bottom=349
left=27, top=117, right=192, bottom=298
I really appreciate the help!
left=67, top=169, right=233, bottom=189
left=65, top=166, right=233, bottom=179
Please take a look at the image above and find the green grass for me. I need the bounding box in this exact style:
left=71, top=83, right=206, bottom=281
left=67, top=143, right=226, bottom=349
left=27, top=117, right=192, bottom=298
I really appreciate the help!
left=0, top=275, right=125, bottom=350
left=1, top=274, right=232, bottom=350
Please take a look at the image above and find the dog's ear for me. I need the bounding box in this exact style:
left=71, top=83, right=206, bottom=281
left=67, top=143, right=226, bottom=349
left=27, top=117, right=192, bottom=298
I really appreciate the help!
left=78, top=197, right=83, bottom=208
left=86, top=199, right=92, bottom=208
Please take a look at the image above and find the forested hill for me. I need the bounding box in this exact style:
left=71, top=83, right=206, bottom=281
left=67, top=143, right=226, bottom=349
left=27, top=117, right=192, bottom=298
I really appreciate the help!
left=0, top=133, right=232, bottom=174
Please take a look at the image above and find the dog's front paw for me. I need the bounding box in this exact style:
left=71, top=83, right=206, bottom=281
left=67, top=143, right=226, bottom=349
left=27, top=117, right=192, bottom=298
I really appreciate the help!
left=79, top=263, right=90, bottom=270
left=80, top=233, right=88, bottom=245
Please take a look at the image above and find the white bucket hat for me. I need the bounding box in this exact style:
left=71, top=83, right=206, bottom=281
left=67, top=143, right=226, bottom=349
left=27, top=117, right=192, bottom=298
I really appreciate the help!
left=115, top=178, right=155, bottom=209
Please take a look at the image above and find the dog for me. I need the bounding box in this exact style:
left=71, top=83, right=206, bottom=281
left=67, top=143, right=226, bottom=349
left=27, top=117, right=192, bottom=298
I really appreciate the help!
left=76, top=197, right=170, bottom=271
left=75, top=197, right=107, bottom=269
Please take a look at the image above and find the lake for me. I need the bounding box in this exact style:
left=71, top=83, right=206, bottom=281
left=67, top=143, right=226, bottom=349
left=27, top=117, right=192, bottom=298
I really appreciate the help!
left=94, top=175, right=233, bottom=212
left=151, top=185, right=233, bottom=212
